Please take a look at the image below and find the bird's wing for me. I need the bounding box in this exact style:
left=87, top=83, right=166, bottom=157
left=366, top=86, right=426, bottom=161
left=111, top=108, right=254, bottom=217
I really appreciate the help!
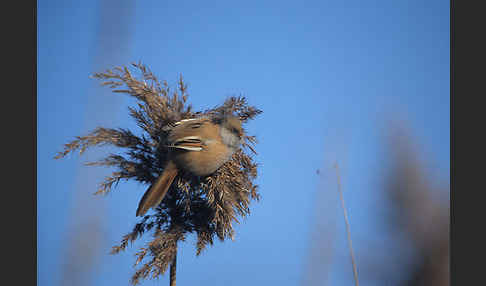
left=169, top=136, right=204, bottom=151
left=167, top=117, right=213, bottom=151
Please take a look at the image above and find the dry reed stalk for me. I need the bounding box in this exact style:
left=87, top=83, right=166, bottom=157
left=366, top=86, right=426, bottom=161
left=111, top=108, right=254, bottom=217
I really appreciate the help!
left=334, top=162, right=359, bottom=286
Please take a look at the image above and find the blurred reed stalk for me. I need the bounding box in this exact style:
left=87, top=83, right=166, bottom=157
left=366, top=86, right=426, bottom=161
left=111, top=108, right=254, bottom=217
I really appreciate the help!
left=334, top=162, right=359, bottom=286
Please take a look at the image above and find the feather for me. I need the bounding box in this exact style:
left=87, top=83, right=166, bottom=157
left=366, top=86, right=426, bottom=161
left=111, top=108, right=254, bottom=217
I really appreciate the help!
left=136, top=161, right=179, bottom=216
left=168, top=145, right=203, bottom=151
left=169, top=136, right=204, bottom=151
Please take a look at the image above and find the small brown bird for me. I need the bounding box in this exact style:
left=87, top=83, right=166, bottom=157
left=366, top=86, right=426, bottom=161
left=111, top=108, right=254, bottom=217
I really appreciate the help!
left=136, top=115, right=244, bottom=216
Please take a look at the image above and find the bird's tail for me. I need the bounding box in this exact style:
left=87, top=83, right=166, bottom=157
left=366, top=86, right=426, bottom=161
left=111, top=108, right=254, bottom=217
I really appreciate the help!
left=136, top=161, right=178, bottom=216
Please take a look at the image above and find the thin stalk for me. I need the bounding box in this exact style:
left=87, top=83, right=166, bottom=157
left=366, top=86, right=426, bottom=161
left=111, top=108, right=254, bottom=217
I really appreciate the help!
left=169, top=246, right=177, bottom=286
left=334, top=162, right=360, bottom=286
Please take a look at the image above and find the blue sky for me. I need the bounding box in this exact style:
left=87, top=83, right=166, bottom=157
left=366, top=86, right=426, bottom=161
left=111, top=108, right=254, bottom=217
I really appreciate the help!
left=38, top=1, right=449, bottom=285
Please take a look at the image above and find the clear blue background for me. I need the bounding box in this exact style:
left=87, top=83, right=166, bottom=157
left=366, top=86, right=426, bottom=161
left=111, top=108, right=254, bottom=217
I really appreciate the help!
left=38, top=1, right=449, bottom=285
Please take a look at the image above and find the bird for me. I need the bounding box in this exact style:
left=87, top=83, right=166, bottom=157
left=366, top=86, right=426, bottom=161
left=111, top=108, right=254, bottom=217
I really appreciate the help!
left=136, top=115, right=244, bottom=216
